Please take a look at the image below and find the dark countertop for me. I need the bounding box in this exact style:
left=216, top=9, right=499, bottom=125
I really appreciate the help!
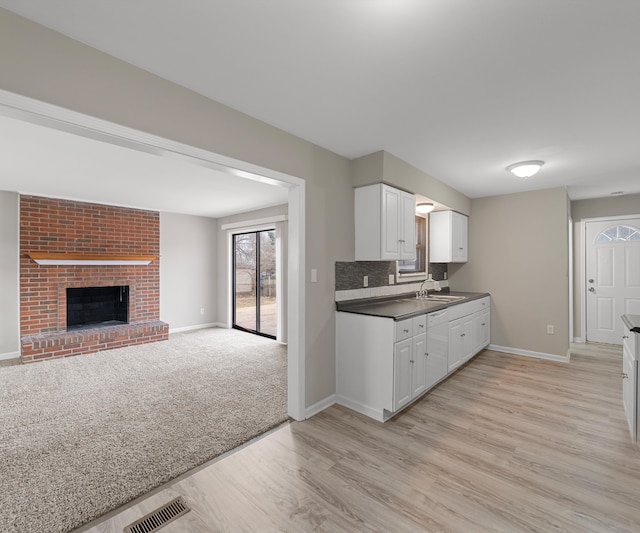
left=336, top=291, right=490, bottom=320
left=622, top=314, right=640, bottom=333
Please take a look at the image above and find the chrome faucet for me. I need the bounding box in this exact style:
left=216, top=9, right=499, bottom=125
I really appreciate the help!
left=416, top=279, right=429, bottom=299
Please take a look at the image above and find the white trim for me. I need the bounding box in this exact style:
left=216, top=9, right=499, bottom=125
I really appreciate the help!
left=221, top=215, right=287, bottom=231
left=573, top=337, right=586, bottom=343
left=489, top=344, right=570, bottom=363
left=169, top=322, right=224, bottom=334
left=0, top=89, right=307, bottom=421
left=0, top=351, right=20, bottom=361
left=335, top=395, right=385, bottom=423
left=305, top=394, right=337, bottom=419
left=287, top=183, right=306, bottom=421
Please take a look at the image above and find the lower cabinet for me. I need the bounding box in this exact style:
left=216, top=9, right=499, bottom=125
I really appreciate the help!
left=336, top=295, right=491, bottom=422
left=447, top=297, right=490, bottom=372
left=393, top=316, right=427, bottom=411
left=448, top=315, right=474, bottom=371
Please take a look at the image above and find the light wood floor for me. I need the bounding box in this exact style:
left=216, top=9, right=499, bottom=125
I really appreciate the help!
left=81, top=343, right=640, bottom=532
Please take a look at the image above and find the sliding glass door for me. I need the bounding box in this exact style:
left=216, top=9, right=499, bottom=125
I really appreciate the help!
left=233, top=229, right=277, bottom=338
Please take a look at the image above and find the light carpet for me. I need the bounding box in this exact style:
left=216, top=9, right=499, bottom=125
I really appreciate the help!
left=0, top=328, right=288, bottom=533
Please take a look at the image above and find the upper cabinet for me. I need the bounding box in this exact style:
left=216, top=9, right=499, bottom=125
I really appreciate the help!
left=429, top=210, right=468, bottom=263
left=355, top=184, right=416, bottom=261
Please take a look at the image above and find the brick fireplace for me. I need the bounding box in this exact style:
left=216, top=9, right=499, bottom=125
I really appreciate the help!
left=19, top=195, right=168, bottom=363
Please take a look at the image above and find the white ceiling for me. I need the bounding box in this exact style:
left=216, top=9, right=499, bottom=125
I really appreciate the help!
left=0, top=114, right=289, bottom=218
left=1, top=0, right=639, bottom=204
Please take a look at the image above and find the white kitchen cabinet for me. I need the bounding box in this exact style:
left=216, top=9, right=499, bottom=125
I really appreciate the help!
left=393, top=316, right=428, bottom=411
left=622, top=321, right=638, bottom=442
left=355, top=183, right=416, bottom=261
left=429, top=210, right=468, bottom=263
left=336, top=296, right=491, bottom=422
left=448, top=315, right=474, bottom=370
left=393, top=337, right=413, bottom=411
left=473, top=309, right=491, bottom=355
left=447, top=297, right=490, bottom=372
left=425, top=309, right=449, bottom=389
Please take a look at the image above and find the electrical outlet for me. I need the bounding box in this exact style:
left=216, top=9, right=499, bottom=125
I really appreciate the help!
left=388, top=274, right=395, bottom=285
left=200, top=308, right=205, bottom=315
left=363, top=275, right=368, bottom=287
left=547, top=325, right=554, bottom=334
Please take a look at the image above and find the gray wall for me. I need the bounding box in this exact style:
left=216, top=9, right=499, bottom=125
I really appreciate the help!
left=449, top=188, right=571, bottom=358
left=0, top=8, right=580, bottom=401
left=0, top=191, right=19, bottom=358
left=352, top=151, right=472, bottom=216
left=160, top=212, right=218, bottom=331
left=0, top=9, right=353, bottom=408
left=571, top=193, right=640, bottom=338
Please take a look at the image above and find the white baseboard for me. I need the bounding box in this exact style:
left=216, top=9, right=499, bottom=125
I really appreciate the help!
left=335, top=395, right=386, bottom=422
left=0, top=350, right=20, bottom=361
left=305, top=394, right=336, bottom=419
left=169, top=322, right=225, bottom=334
left=573, top=337, right=586, bottom=343
left=488, top=344, right=570, bottom=363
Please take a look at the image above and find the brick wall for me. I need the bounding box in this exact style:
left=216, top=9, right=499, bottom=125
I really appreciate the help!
left=19, top=195, right=167, bottom=361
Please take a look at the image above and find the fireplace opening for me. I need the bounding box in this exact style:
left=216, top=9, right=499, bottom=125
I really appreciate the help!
left=67, top=286, right=129, bottom=330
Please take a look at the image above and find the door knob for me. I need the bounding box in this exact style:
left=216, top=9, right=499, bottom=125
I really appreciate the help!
left=588, top=279, right=594, bottom=283
left=588, top=287, right=595, bottom=292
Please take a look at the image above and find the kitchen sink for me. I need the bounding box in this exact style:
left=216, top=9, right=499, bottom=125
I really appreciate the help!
left=421, top=294, right=467, bottom=301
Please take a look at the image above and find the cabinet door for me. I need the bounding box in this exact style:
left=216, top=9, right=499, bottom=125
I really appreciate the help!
left=381, top=185, right=401, bottom=260
left=426, top=321, right=448, bottom=389
left=400, top=190, right=416, bottom=260
left=394, top=338, right=413, bottom=411
left=452, top=212, right=468, bottom=262
left=623, top=346, right=637, bottom=441
left=448, top=319, right=465, bottom=372
left=412, top=332, right=427, bottom=398
left=460, top=316, right=475, bottom=363
left=473, top=309, right=491, bottom=354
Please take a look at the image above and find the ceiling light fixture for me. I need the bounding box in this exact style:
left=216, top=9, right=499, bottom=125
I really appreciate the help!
left=416, top=202, right=434, bottom=214
left=506, top=160, right=544, bottom=179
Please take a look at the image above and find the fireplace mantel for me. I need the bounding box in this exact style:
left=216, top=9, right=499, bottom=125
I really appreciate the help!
left=27, top=252, right=158, bottom=266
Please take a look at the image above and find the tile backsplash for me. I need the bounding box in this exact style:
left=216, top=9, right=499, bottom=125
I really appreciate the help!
left=335, top=261, right=447, bottom=291
left=334, top=261, right=449, bottom=302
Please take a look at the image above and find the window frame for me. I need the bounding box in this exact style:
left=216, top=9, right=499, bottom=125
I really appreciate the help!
left=397, top=214, right=428, bottom=281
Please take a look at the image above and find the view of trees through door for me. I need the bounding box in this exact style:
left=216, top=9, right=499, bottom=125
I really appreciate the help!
left=233, top=229, right=277, bottom=338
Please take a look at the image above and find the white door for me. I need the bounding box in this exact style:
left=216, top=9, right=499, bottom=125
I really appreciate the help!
left=586, top=218, right=640, bottom=344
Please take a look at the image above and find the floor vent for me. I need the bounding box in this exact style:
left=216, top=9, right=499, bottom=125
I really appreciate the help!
left=123, top=496, right=190, bottom=533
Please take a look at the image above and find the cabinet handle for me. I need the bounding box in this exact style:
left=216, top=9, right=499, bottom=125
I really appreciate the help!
left=419, top=324, right=424, bottom=329
left=410, top=359, right=415, bottom=364
left=461, top=333, right=466, bottom=337
left=481, top=323, right=486, bottom=326
left=403, top=329, right=409, bottom=333
left=622, top=373, right=629, bottom=379
left=425, top=352, right=429, bottom=357
left=623, top=335, right=629, bottom=339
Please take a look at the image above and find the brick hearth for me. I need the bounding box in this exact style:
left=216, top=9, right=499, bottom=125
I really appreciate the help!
left=19, top=196, right=168, bottom=363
